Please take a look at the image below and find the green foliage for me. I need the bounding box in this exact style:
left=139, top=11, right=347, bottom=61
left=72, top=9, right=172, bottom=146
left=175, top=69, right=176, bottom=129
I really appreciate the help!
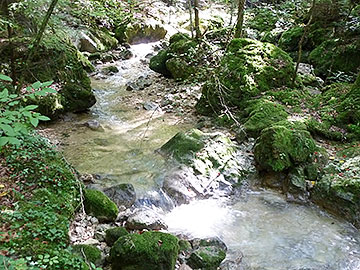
left=0, top=75, right=56, bottom=147
left=0, top=134, right=89, bottom=269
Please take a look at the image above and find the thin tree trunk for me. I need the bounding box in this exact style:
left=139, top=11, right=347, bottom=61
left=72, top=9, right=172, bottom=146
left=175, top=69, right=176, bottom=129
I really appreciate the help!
left=194, top=0, right=201, bottom=39
left=292, top=0, right=316, bottom=85
left=188, top=0, right=194, bottom=38
left=16, top=0, right=59, bottom=93
left=229, top=0, right=235, bottom=26
left=234, top=0, right=246, bottom=38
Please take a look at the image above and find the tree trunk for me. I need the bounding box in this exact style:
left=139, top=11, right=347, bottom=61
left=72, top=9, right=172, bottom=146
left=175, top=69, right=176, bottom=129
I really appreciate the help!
left=16, top=0, right=59, bottom=92
left=292, top=0, right=316, bottom=85
left=194, top=0, right=201, bottom=39
left=234, top=0, right=246, bottom=38
left=188, top=0, right=194, bottom=38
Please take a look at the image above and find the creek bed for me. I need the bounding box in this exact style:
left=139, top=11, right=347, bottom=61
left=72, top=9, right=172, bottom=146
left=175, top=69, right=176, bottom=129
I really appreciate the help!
left=49, top=43, right=360, bottom=270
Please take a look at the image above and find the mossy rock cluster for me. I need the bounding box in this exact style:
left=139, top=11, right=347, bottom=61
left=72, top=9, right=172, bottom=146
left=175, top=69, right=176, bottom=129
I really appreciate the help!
left=254, top=122, right=317, bottom=172
left=0, top=35, right=96, bottom=118
left=110, top=231, right=179, bottom=270
left=149, top=33, right=197, bottom=79
left=196, top=38, right=294, bottom=115
left=84, top=189, right=119, bottom=222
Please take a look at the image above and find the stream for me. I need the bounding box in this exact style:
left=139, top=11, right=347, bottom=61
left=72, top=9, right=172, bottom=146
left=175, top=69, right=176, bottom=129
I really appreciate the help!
left=49, top=42, right=360, bottom=270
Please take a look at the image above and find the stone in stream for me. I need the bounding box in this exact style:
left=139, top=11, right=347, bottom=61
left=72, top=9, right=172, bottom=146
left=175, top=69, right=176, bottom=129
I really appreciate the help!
left=187, top=237, right=227, bottom=270
left=143, top=101, right=159, bottom=111
left=84, top=119, right=104, bottom=131
left=126, top=207, right=168, bottom=230
left=103, top=183, right=136, bottom=208
left=126, top=75, right=152, bottom=91
left=110, top=231, right=179, bottom=270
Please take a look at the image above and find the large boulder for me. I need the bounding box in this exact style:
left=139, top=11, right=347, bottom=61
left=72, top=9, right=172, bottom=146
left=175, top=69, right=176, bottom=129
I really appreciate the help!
left=254, top=122, right=317, bottom=172
left=125, top=23, right=167, bottom=44
left=161, top=129, right=255, bottom=204
left=196, top=38, right=294, bottom=115
left=149, top=33, right=197, bottom=79
left=0, top=35, right=96, bottom=118
left=84, top=189, right=119, bottom=222
left=311, top=148, right=360, bottom=228
left=110, top=231, right=179, bottom=270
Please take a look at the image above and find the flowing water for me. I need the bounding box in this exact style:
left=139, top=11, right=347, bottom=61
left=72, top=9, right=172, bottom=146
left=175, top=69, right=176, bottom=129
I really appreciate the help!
left=50, top=42, right=360, bottom=270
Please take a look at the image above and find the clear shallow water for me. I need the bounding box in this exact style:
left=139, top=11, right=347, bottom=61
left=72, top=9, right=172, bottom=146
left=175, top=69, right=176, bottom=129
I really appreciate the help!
left=50, top=42, right=360, bottom=269
left=165, top=190, right=360, bottom=270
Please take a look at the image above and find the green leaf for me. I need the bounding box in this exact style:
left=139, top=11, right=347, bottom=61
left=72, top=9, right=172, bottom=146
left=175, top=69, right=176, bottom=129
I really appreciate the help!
left=24, top=105, right=38, bottom=111
left=38, top=115, right=50, bottom=121
left=0, top=74, right=13, bottom=82
left=32, top=81, right=42, bottom=90
left=0, top=89, right=9, bottom=98
left=30, top=117, right=39, bottom=127
left=0, top=124, right=16, bottom=136
left=0, top=137, right=9, bottom=146
left=43, top=87, right=57, bottom=93
left=42, top=81, right=54, bottom=87
left=8, top=137, right=20, bottom=145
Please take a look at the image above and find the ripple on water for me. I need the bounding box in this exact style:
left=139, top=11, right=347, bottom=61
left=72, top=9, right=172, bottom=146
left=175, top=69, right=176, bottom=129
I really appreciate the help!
left=164, top=190, right=360, bottom=270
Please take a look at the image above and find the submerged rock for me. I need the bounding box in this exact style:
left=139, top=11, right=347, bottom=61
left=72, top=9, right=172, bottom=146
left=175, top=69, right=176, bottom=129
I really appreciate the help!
left=104, top=183, right=136, bottom=208
left=110, top=231, right=179, bottom=270
left=84, top=189, right=119, bottom=222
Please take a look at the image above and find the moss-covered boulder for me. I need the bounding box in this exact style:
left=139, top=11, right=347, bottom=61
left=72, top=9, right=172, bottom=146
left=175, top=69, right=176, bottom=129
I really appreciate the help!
left=105, top=227, right=129, bottom=246
left=149, top=33, right=197, bottom=79
left=254, top=123, right=317, bottom=172
left=84, top=189, right=119, bottom=222
left=278, top=26, right=304, bottom=52
left=309, top=39, right=360, bottom=76
left=160, top=129, right=206, bottom=164
left=125, top=23, right=167, bottom=44
left=165, top=58, right=195, bottom=80
left=187, top=246, right=226, bottom=270
left=311, top=151, right=360, bottom=227
left=149, top=50, right=172, bottom=77
left=337, top=73, right=360, bottom=127
left=72, top=244, right=102, bottom=266
left=3, top=35, right=97, bottom=118
left=242, top=99, right=289, bottom=137
left=110, top=231, right=179, bottom=270
left=196, top=38, right=294, bottom=115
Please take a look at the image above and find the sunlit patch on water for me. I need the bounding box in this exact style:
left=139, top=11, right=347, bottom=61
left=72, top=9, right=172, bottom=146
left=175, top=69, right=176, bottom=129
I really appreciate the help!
left=165, top=190, right=360, bottom=270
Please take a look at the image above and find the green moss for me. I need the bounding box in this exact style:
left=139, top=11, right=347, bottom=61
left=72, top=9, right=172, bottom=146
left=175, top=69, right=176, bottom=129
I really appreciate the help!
left=169, top=32, right=190, bottom=44
left=110, top=231, right=179, bottom=270
left=149, top=50, right=172, bottom=77
left=248, top=8, right=278, bottom=33
left=84, top=189, right=119, bottom=222
left=309, top=39, right=360, bottom=76
left=187, top=246, right=226, bottom=270
left=243, top=99, right=289, bottom=137
left=254, top=124, right=317, bottom=172
left=72, top=245, right=102, bottom=266
left=196, top=38, right=294, bottom=114
left=165, top=58, right=195, bottom=80
left=160, top=129, right=205, bottom=164
left=24, top=34, right=96, bottom=118
left=105, top=227, right=129, bottom=246
left=279, top=26, right=304, bottom=52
